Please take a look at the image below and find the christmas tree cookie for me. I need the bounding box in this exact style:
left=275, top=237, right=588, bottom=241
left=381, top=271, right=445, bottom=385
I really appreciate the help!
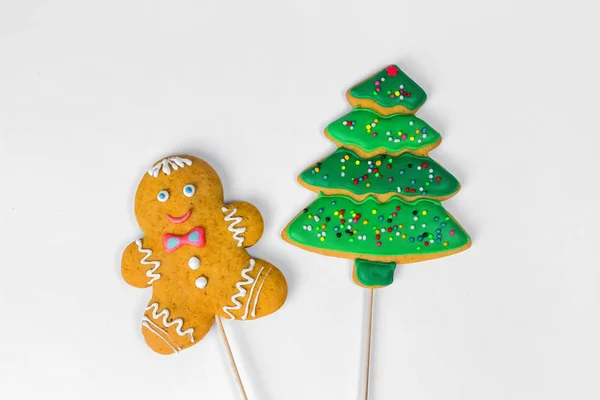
left=283, top=65, right=470, bottom=288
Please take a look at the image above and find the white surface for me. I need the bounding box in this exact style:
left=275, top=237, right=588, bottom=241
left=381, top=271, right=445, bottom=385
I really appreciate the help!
left=1, top=1, right=599, bottom=399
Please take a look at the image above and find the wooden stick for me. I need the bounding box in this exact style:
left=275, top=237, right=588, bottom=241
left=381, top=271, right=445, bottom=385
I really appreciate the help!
left=215, top=315, right=249, bottom=400
left=364, top=288, right=375, bottom=400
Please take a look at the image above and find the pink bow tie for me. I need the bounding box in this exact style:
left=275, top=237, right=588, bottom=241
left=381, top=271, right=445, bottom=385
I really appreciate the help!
left=163, top=227, right=206, bottom=253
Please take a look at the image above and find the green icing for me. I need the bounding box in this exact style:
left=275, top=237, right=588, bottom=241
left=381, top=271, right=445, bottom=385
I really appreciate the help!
left=355, top=259, right=396, bottom=287
left=286, top=194, right=470, bottom=257
left=349, top=65, right=426, bottom=111
left=299, top=148, right=459, bottom=199
left=326, top=108, right=440, bottom=154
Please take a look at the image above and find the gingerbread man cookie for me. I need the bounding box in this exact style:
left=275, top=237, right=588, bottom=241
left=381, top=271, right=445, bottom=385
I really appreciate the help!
left=122, top=155, right=287, bottom=355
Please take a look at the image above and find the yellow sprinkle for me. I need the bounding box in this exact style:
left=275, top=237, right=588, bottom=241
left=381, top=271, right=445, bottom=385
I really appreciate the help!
left=344, top=155, right=350, bottom=160
left=443, top=242, right=448, bottom=246
left=365, top=125, right=371, bottom=130
left=376, top=230, right=380, bottom=235
left=374, top=119, right=379, bottom=123
left=315, top=167, right=320, bottom=172
left=320, top=237, right=325, bottom=242
left=355, top=160, right=360, bottom=165
left=321, top=224, right=326, bottom=229
left=308, top=215, right=312, bottom=219
left=399, top=224, right=403, bottom=229
left=402, top=234, right=407, bottom=239
left=363, top=220, right=368, bottom=225
left=353, top=230, right=358, bottom=234
left=410, top=137, right=415, bottom=141
left=366, top=183, right=371, bottom=187
left=372, top=209, right=377, bottom=214
left=342, top=166, right=346, bottom=170
left=398, top=131, right=403, bottom=135
left=334, top=211, right=339, bottom=216
left=375, top=160, right=382, bottom=166
left=395, top=91, right=400, bottom=96
left=422, top=210, right=427, bottom=215
left=416, top=129, right=420, bottom=134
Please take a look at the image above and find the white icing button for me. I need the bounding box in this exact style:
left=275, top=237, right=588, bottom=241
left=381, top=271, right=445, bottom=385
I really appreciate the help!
left=188, top=256, right=200, bottom=270
left=195, top=276, right=208, bottom=289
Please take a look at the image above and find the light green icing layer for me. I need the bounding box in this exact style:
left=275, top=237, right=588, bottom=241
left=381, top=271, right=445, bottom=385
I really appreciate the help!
left=349, top=65, right=427, bottom=111
left=325, top=108, right=440, bottom=154
left=285, top=194, right=470, bottom=257
left=355, top=259, right=396, bottom=287
left=299, top=148, right=459, bottom=200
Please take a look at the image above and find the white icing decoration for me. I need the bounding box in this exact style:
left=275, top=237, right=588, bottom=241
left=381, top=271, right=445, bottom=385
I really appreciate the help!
left=142, top=317, right=181, bottom=353
left=135, top=239, right=161, bottom=284
left=146, top=303, right=195, bottom=342
left=242, top=267, right=264, bottom=320
left=148, top=156, right=192, bottom=178
left=222, top=207, right=246, bottom=247
left=222, top=259, right=255, bottom=319
left=251, top=267, right=272, bottom=318
left=195, top=276, right=208, bottom=289
left=188, top=256, right=200, bottom=270
left=142, top=322, right=179, bottom=354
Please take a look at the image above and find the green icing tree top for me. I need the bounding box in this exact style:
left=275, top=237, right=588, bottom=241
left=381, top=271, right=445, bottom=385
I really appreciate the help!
left=347, top=65, right=427, bottom=114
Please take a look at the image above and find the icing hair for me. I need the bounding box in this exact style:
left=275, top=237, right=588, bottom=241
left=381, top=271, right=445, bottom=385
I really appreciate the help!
left=148, top=156, right=192, bottom=177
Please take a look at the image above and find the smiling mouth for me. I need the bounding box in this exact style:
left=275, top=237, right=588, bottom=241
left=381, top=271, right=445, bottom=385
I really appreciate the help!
left=167, top=210, right=192, bottom=224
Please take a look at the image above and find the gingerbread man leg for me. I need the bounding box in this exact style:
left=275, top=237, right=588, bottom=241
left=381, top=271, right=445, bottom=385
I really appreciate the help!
left=141, top=297, right=214, bottom=355
left=218, top=258, right=287, bottom=321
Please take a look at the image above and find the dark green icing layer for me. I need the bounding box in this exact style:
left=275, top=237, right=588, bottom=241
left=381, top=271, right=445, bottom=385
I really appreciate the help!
left=299, top=148, right=459, bottom=200
left=326, top=108, right=440, bottom=154
left=355, top=259, right=396, bottom=287
left=286, top=194, right=470, bottom=257
left=349, top=65, right=426, bottom=111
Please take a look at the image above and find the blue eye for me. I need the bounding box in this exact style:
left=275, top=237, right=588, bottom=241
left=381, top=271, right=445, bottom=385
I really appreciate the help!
left=183, top=184, right=195, bottom=197
left=157, top=190, right=169, bottom=202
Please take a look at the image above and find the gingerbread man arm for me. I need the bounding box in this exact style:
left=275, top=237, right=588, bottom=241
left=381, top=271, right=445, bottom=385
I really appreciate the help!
left=221, top=201, right=264, bottom=248
left=121, top=239, right=160, bottom=288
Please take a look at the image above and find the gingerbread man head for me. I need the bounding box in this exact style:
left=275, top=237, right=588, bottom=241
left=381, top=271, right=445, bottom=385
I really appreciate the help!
left=122, top=155, right=287, bottom=354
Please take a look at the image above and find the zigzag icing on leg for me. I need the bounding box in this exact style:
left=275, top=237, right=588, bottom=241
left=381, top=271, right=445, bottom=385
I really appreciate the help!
left=222, top=259, right=255, bottom=319
left=145, top=303, right=195, bottom=342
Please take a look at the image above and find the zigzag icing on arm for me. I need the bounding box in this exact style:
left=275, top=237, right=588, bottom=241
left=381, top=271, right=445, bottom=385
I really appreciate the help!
left=222, top=259, right=255, bottom=319
left=146, top=303, right=195, bottom=342
left=135, top=239, right=161, bottom=284
left=222, top=207, right=246, bottom=247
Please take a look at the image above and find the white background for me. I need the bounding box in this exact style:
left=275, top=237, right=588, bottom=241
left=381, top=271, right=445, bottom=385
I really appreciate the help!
left=1, top=1, right=599, bottom=399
